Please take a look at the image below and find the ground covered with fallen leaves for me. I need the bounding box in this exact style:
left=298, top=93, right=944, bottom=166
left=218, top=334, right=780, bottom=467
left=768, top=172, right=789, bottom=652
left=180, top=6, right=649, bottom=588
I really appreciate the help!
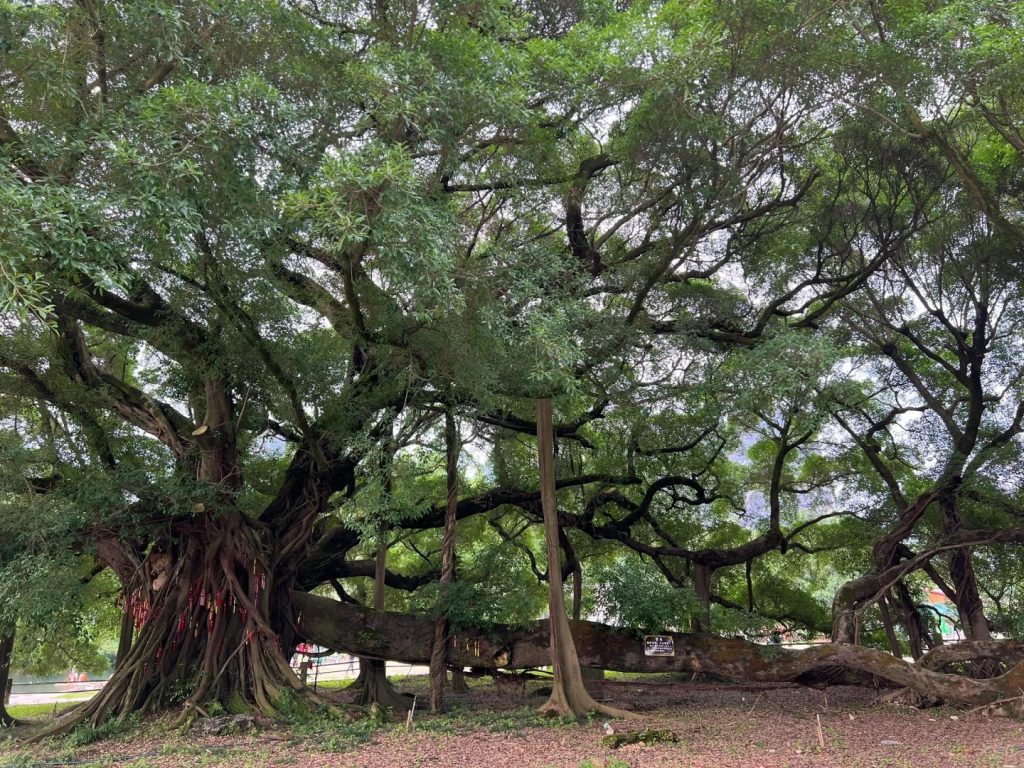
left=3, top=674, right=1024, bottom=768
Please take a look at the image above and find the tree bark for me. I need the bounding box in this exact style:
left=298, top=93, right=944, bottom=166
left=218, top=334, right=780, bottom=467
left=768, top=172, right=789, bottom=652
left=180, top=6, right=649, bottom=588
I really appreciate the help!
left=33, top=511, right=325, bottom=740
left=294, top=590, right=1024, bottom=709
left=348, top=656, right=370, bottom=694
left=830, top=492, right=938, bottom=642
left=353, top=529, right=411, bottom=711
left=831, top=574, right=872, bottom=643
left=558, top=528, right=583, bottom=621
left=534, top=399, right=633, bottom=719
left=919, top=640, right=1024, bottom=671
left=430, top=412, right=460, bottom=712
left=878, top=594, right=903, bottom=658
left=893, top=580, right=929, bottom=659
left=949, top=548, right=992, bottom=642
left=692, top=564, right=712, bottom=632
left=949, top=547, right=1000, bottom=677
left=450, top=668, right=469, bottom=693
left=115, top=604, right=134, bottom=669
left=352, top=658, right=410, bottom=711
left=939, top=480, right=998, bottom=676
left=572, top=560, right=583, bottom=622
left=0, top=631, right=15, bottom=727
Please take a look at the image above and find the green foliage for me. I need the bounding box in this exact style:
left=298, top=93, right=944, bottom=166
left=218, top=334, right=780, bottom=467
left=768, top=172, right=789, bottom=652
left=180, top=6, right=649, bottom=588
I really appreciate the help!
left=67, top=713, right=140, bottom=748
left=0, top=549, right=120, bottom=676
left=163, top=674, right=201, bottom=708
left=1, top=0, right=1023, bottom=707
left=593, top=556, right=700, bottom=633
left=282, top=697, right=382, bottom=754
left=410, top=570, right=544, bottom=633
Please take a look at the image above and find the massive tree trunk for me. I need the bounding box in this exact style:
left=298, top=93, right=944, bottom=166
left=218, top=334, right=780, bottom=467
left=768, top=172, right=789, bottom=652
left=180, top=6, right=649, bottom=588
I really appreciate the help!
left=949, top=548, right=992, bottom=643
left=534, top=399, right=632, bottom=719
left=37, top=509, right=323, bottom=738
left=0, top=630, right=15, bottom=728
left=429, top=412, right=460, bottom=712
left=354, top=659, right=409, bottom=711
left=831, top=574, right=873, bottom=644
left=948, top=547, right=1000, bottom=677
left=294, top=591, right=1024, bottom=709
left=939, top=480, right=999, bottom=677
left=831, top=492, right=938, bottom=643
left=450, top=668, right=469, bottom=693
left=32, top=364, right=355, bottom=740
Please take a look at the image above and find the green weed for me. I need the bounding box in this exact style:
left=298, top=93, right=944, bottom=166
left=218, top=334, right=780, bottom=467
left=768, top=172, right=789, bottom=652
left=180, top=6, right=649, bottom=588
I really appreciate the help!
left=67, top=713, right=140, bottom=747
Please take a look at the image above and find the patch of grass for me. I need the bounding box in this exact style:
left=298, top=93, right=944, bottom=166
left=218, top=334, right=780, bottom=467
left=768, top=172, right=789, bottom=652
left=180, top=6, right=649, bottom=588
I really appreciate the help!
left=310, top=672, right=494, bottom=694
left=8, top=703, right=63, bottom=720
left=824, top=726, right=845, bottom=751
left=603, top=671, right=679, bottom=683
left=7, top=694, right=95, bottom=721
left=153, top=742, right=243, bottom=761
left=279, top=691, right=384, bottom=754
left=0, top=749, right=101, bottom=768
left=318, top=717, right=384, bottom=753
left=578, top=759, right=631, bottom=768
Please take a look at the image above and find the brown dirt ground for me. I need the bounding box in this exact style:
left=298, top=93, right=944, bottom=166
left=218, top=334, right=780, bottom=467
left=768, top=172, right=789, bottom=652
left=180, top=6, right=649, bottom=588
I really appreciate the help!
left=4, top=677, right=1024, bottom=768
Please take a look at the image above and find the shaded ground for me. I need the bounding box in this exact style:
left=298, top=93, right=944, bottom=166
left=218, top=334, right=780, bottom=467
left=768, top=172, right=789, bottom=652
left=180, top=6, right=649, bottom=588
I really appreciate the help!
left=3, top=675, right=1024, bottom=767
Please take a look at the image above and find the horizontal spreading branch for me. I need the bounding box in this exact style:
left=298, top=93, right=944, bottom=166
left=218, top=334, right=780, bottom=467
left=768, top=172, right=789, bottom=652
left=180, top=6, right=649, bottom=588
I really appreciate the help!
left=294, top=592, right=1024, bottom=708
